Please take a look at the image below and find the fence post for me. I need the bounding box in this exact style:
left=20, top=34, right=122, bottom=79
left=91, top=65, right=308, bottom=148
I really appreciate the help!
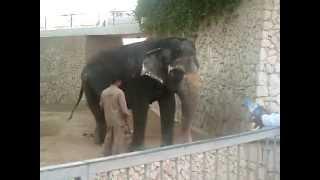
left=202, top=152, right=207, bottom=180
left=236, top=145, right=240, bottom=180
left=112, top=11, right=115, bottom=25
left=226, top=147, right=230, bottom=180
left=255, top=141, right=260, bottom=180
left=246, top=143, right=251, bottom=180
left=126, top=167, right=130, bottom=180
left=70, top=14, right=73, bottom=28
left=272, top=136, right=277, bottom=180
left=160, top=160, right=164, bottom=180
left=215, top=150, right=218, bottom=180
left=189, top=154, right=193, bottom=179
left=264, top=139, right=270, bottom=180
left=175, top=157, right=179, bottom=180
left=44, top=16, right=47, bottom=30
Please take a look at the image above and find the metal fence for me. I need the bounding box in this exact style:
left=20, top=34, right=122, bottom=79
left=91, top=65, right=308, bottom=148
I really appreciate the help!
left=40, top=10, right=137, bottom=30
left=40, top=127, right=280, bottom=180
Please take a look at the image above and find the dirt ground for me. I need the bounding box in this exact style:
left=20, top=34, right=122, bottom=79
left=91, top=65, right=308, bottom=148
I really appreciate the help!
left=40, top=104, right=205, bottom=167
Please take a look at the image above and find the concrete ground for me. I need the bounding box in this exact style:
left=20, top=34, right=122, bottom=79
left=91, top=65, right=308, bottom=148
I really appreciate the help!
left=40, top=104, right=206, bottom=167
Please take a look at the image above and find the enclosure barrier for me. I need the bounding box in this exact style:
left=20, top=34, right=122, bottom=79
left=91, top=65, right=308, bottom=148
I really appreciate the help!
left=40, top=10, right=137, bottom=30
left=40, top=127, right=280, bottom=180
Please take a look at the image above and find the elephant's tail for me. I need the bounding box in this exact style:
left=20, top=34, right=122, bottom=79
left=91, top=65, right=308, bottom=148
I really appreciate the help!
left=68, top=82, right=84, bottom=121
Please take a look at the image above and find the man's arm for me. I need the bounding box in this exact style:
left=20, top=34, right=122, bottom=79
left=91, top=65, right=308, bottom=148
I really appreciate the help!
left=99, top=93, right=104, bottom=109
left=118, top=91, right=130, bottom=117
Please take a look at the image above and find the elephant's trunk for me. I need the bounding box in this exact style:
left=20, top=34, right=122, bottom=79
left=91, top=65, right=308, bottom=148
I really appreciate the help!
left=177, top=72, right=201, bottom=143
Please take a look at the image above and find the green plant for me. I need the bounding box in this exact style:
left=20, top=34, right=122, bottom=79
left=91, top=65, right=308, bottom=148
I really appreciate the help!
left=135, top=0, right=242, bottom=37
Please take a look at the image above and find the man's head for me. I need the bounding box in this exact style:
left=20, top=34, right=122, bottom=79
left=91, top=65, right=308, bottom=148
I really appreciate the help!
left=112, top=79, right=122, bottom=87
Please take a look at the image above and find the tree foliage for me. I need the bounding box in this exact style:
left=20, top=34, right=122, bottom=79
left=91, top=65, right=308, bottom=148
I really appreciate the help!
left=135, top=0, right=242, bottom=37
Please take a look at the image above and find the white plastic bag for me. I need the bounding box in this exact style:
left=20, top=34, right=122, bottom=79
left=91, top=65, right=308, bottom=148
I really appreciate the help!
left=261, top=113, right=280, bottom=127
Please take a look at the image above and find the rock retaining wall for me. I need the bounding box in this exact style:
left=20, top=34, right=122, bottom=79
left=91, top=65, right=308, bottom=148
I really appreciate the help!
left=193, top=0, right=280, bottom=136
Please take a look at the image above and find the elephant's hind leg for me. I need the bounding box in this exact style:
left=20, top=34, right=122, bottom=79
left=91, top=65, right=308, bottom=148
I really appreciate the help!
left=84, top=85, right=106, bottom=144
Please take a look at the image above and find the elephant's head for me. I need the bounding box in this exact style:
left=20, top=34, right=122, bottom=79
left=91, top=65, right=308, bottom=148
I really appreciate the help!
left=141, top=38, right=199, bottom=88
left=140, top=37, right=201, bottom=142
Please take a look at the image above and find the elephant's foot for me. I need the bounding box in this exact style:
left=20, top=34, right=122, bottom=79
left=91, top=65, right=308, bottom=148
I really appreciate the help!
left=94, top=136, right=104, bottom=145
left=94, top=129, right=104, bottom=145
left=181, top=128, right=192, bottom=143
left=129, top=143, right=145, bottom=152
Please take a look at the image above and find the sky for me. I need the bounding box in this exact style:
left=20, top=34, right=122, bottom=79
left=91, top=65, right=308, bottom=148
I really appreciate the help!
left=40, top=0, right=145, bottom=45
left=40, top=0, right=137, bottom=16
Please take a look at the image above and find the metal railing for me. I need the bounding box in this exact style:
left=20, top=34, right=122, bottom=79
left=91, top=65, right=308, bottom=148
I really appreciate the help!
left=40, top=127, right=280, bottom=180
left=40, top=10, right=137, bottom=31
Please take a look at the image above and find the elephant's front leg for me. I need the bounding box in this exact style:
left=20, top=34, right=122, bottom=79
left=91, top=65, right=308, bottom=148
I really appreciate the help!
left=130, top=100, right=149, bottom=151
left=159, top=93, right=176, bottom=146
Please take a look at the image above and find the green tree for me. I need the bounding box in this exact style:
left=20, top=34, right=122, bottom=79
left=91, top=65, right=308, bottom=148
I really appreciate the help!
left=135, top=0, right=242, bottom=37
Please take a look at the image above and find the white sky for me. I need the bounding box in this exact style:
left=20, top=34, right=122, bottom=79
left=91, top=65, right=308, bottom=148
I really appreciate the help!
left=41, top=0, right=145, bottom=45
left=40, top=0, right=137, bottom=16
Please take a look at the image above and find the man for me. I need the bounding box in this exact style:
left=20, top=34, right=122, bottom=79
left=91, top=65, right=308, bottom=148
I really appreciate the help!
left=100, top=79, right=132, bottom=156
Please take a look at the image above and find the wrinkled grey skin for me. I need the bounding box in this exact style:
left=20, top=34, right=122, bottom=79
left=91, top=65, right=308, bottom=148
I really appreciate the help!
left=69, top=37, right=200, bottom=151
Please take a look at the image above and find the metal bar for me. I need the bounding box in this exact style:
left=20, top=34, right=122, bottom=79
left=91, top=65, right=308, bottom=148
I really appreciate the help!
left=126, top=168, right=130, bottom=180
left=202, top=152, right=207, bottom=180
left=215, top=150, right=218, bottom=180
left=236, top=145, right=240, bottom=180
left=278, top=136, right=280, bottom=180
left=246, top=143, right=250, bottom=180
left=107, top=171, right=110, bottom=180
left=112, top=11, right=115, bottom=25
left=44, top=16, right=47, bottom=30
left=255, top=141, right=260, bottom=180
left=189, top=154, right=192, bottom=179
left=175, top=158, right=179, bottom=180
left=226, top=147, right=230, bottom=180
left=41, top=127, right=279, bottom=179
left=264, top=139, right=270, bottom=180
left=144, top=164, right=147, bottom=180
left=70, top=15, right=73, bottom=28
left=272, top=136, right=277, bottom=180
left=160, top=160, right=163, bottom=180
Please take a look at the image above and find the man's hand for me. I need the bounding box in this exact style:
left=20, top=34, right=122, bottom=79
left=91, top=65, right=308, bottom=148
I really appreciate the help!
left=99, top=100, right=103, bottom=110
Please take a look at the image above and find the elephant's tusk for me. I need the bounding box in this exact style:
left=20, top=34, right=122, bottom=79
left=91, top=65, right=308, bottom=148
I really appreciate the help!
left=168, top=65, right=173, bottom=73
left=140, top=64, right=146, bottom=76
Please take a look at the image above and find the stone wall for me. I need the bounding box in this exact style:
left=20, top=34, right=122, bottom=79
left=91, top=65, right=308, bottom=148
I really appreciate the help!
left=256, top=0, right=280, bottom=113
left=86, top=36, right=123, bottom=62
left=40, top=36, right=86, bottom=105
left=193, top=0, right=280, bottom=137
left=40, top=35, right=123, bottom=105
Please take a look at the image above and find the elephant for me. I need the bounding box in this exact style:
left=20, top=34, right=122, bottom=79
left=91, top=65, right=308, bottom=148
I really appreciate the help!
left=68, top=37, right=201, bottom=151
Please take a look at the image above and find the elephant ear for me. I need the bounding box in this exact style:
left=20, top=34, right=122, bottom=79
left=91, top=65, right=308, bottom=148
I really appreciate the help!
left=140, top=48, right=172, bottom=84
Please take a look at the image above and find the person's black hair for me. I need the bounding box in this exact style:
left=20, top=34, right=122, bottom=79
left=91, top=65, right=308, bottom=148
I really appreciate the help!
left=111, top=79, right=121, bottom=84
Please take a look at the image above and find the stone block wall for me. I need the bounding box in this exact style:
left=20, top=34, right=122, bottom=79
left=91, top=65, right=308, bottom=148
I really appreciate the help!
left=40, top=35, right=123, bottom=105
left=86, top=35, right=123, bottom=62
left=256, top=0, right=280, bottom=112
left=193, top=0, right=280, bottom=137
left=40, top=36, right=86, bottom=105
